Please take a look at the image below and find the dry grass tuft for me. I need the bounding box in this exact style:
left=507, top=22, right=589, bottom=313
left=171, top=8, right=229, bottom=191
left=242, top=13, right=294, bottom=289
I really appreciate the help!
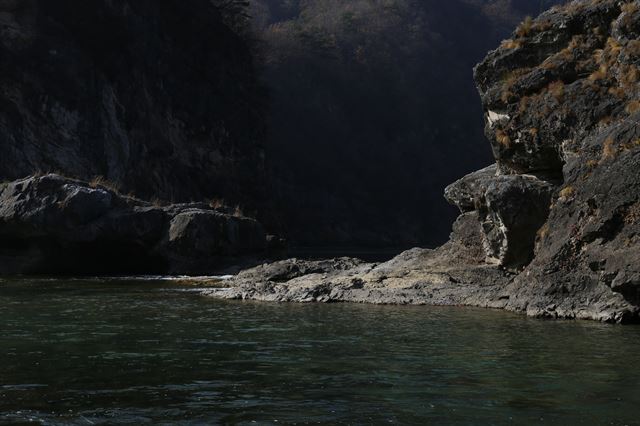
left=500, top=68, right=531, bottom=104
left=622, top=65, right=639, bottom=85
left=586, top=159, right=599, bottom=169
left=625, top=202, right=640, bottom=225
left=601, top=137, right=617, bottom=161
left=495, top=129, right=511, bottom=148
left=89, top=176, right=121, bottom=193
left=608, top=86, right=626, bottom=99
left=621, top=2, right=640, bottom=15
left=589, top=64, right=608, bottom=81
left=536, top=222, right=550, bottom=245
left=515, top=16, right=534, bottom=38
left=501, top=39, right=522, bottom=50
left=626, top=100, right=640, bottom=114
left=150, top=197, right=169, bottom=207
left=559, top=186, right=575, bottom=199
left=621, top=2, right=640, bottom=28
left=209, top=198, right=226, bottom=209
left=548, top=80, right=565, bottom=101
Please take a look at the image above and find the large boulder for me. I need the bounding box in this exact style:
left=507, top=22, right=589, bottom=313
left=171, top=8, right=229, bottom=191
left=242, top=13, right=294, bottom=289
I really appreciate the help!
left=444, top=165, right=497, bottom=213
left=0, top=174, right=270, bottom=275
left=446, top=167, right=556, bottom=268
left=166, top=209, right=269, bottom=274
left=481, top=175, right=555, bottom=268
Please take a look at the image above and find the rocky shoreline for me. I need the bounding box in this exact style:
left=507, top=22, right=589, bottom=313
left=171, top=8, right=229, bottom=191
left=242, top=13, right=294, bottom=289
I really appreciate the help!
left=204, top=209, right=635, bottom=324
left=0, top=174, right=278, bottom=275
left=1, top=0, right=639, bottom=324
left=204, top=0, right=640, bottom=324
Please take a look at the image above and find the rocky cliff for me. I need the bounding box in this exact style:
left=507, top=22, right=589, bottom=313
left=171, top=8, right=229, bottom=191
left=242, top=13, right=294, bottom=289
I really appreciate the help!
left=0, top=0, right=266, bottom=209
left=473, top=0, right=640, bottom=322
left=0, top=0, right=276, bottom=273
left=210, top=0, right=640, bottom=323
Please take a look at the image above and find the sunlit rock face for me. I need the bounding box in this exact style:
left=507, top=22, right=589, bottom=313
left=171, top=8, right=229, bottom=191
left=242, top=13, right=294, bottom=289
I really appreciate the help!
left=469, top=0, right=640, bottom=322
left=0, top=0, right=268, bottom=213
left=448, top=171, right=555, bottom=268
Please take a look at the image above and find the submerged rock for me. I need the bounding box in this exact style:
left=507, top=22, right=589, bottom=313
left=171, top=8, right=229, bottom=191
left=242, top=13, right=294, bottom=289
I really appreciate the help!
left=0, top=174, right=270, bottom=275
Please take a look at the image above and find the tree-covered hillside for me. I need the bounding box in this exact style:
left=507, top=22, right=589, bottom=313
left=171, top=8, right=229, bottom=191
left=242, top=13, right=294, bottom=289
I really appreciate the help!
left=250, top=0, right=566, bottom=247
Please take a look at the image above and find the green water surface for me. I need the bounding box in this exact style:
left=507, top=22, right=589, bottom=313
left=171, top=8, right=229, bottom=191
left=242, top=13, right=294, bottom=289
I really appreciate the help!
left=1, top=278, right=639, bottom=425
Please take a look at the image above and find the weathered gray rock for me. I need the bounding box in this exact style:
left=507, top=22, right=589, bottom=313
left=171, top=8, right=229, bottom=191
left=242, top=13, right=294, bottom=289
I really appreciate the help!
left=444, top=165, right=496, bottom=213
left=478, top=174, right=555, bottom=268
left=446, top=167, right=557, bottom=268
left=473, top=0, right=628, bottom=177
left=473, top=0, right=640, bottom=322
left=0, top=174, right=270, bottom=275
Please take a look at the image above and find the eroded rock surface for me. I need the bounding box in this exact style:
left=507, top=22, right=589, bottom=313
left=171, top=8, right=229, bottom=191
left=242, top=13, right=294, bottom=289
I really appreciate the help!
left=0, top=174, right=271, bottom=275
left=205, top=212, right=513, bottom=306
left=208, top=0, right=640, bottom=323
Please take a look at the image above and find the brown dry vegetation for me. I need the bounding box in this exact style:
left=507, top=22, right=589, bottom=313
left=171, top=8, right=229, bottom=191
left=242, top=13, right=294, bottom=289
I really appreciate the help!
left=495, top=129, right=512, bottom=148
left=559, top=186, right=575, bottom=199
left=625, top=201, right=640, bottom=225
left=601, top=137, right=617, bottom=161
left=500, top=68, right=532, bottom=103
left=89, top=176, right=121, bottom=193
left=515, top=16, right=534, bottom=38
left=548, top=80, right=565, bottom=101
left=626, top=100, right=640, bottom=114
left=501, top=39, right=522, bottom=50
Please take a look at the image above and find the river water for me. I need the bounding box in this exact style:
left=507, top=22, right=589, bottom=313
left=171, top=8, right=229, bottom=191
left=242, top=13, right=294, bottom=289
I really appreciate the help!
left=1, top=278, right=639, bottom=425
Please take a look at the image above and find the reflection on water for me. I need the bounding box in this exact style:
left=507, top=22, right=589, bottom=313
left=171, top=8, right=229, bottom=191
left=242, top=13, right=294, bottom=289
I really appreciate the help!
left=1, top=278, right=640, bottom=425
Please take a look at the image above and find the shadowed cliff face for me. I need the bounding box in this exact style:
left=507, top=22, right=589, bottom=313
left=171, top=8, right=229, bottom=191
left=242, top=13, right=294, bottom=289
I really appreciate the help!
left=0, top=174, right=270, bottom=275
left=0, top=0, right=571, bottom=249
left=250, top=0, right=566, bottom=247
left=0, top=0, right=267, bottom=214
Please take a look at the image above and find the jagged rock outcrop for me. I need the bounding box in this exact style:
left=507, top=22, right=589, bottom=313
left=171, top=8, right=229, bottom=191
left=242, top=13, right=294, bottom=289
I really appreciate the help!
left=473, top=0, right=640, bottom=322
left=446, top=167, right=557, bottom=268
left=209, top=0, right=640, bottom=323
left=0, top=174, right=273, bottom=275
left=205, top=211, right=512, bottom=305
left=0, top=0, right=267, bottom=211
